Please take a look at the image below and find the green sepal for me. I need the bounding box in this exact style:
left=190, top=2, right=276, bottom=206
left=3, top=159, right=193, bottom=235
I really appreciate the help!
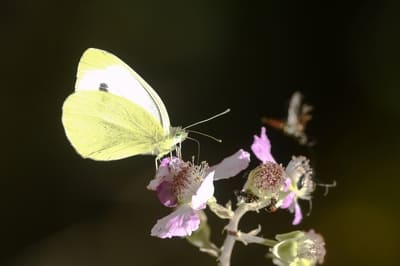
left=207, top=196, right=234, bottom=219
left=275, top=231, right=304, bottom=241
left=272, top=239, right=298, bottom=262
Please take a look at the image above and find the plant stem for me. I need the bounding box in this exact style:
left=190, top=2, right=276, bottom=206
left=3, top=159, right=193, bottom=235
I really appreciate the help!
left=237, top=232, right=277, bottom=246
left=218, top=202, right=266, bottom=266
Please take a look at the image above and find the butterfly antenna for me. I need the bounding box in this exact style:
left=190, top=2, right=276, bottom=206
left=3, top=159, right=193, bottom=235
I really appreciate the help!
left=174, top=141, right=183, bottom=158
left=187, top=130, right=222, bottom=143
left=154, top=157, right=159, bottom=170
left=186, top=136, right=201, bottom=164
left=184, top=109, right=230, bottom=129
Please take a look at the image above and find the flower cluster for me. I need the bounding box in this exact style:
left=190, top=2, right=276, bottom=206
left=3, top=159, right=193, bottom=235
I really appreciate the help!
left=147, top=127, right=332, bottom=266
left=238, top=127, right=316, bottom=225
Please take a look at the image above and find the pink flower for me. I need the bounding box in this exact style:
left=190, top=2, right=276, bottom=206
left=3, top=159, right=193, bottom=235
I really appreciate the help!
left=248, top=128, right=315, bottom=225
left=280, top=156, right=315, bottom=225
left=148, top=149, right=250, bottom=238
left=242, top=127, right=285, bottom=200
left=150, top=171, right=214, bottom=239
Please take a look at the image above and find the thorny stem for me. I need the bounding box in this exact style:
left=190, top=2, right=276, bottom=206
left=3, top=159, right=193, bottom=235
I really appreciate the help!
left=218, top=201, right=276, bottom=266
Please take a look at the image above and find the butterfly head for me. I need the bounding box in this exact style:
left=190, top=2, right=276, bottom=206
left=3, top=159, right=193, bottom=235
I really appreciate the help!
left=170, top=126, right=188, bottom=145
left=154, top=127, right=187, bottom=159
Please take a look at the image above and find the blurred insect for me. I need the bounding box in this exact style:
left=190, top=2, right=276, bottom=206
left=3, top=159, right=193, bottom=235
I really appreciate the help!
left=235, top=190, right=259, bottom=204
left=265, top=197, right=278, bottom=213
left=262, top=91, right=313, bottom=146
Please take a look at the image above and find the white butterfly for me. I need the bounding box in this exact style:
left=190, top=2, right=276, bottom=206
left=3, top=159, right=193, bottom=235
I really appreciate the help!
left=62, top=48, right=187, bottom=161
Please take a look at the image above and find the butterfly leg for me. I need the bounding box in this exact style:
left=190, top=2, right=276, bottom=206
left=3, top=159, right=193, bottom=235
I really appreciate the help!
left=154, top=157, right=159, bottom=170
left=175, top=142, right=182, bottom=159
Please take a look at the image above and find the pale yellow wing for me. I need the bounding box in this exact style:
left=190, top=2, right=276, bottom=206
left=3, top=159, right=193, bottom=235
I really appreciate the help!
left=75, top=48, right=171, bottom=133
left=62, top=90, right=171, bottom=161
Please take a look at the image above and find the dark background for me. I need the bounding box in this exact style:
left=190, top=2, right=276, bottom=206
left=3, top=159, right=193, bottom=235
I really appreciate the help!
left=1, top=0, right=399, bottom=265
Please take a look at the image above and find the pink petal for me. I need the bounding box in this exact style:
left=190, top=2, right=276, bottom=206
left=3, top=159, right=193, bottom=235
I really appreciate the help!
left=251, top=127, right=276, bottom=164
left=147, top=161, right=172, bottom=191
left=156, top=181, right=178, bottom=207
left=292, top=202, right=303, bottom=225
left=191, top=171, right=215, bottom=210
left=159, top=157, right=171, bottom=167
left=150, top=205, right=200, bottom=238
left=147, top=157, right=181, bottom=190
left=284, top=178, right=291, bottom=192
left=281, top=192, right=296, bottom=209
left=147, top=177, right=163, bottom=191
left=210, top=149, right=251, bottom=181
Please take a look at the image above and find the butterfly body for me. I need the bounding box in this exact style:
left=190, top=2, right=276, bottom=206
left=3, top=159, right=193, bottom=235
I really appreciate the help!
left=62, top=48, right=187, bottom=161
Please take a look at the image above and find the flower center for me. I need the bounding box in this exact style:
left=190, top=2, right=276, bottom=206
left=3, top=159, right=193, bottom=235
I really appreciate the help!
left=250, top=162, right=285, bottom=197
left=172, top=161, right=209, bottom=204
left=172, top=165, right=190, bottom=199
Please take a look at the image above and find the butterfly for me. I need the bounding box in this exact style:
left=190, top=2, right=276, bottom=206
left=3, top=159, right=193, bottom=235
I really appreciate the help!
left=62, top=48, right=188, bottom=161
left=262, top=91, right=313, bottom=145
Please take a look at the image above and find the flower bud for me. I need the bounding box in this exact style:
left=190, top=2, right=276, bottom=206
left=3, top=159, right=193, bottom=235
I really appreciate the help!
left=270, top=230, right=326, bottom=266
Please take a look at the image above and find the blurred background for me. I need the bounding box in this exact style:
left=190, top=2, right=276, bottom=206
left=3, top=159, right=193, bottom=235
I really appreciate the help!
left=1, top=0, right=399, bottom=265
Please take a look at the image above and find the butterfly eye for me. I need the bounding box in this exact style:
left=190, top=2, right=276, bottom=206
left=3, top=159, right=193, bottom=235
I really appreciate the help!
left=99, top=82, right=109, bottom=92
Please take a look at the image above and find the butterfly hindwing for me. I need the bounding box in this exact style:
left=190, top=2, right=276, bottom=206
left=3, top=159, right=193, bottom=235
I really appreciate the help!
left=62, top=90, right=167, bottom=161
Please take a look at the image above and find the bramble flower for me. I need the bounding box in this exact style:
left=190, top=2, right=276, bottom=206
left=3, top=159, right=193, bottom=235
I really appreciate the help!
left=243, top=127, right=316, bottom=225
left=270, top=229, right=326, bottom=266
left=280, top=156, right=315, bottom=225
left=148, top=149, right=250, bottom=238
left=242, top=127, right=285, bottom=201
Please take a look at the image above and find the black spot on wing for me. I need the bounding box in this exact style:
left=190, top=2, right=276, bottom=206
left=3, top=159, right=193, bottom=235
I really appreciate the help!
left=99, top=82, right=108, bottom=92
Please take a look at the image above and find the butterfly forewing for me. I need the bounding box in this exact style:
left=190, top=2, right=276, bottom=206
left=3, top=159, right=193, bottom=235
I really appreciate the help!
left=75, top=48, right=171, bottom=133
